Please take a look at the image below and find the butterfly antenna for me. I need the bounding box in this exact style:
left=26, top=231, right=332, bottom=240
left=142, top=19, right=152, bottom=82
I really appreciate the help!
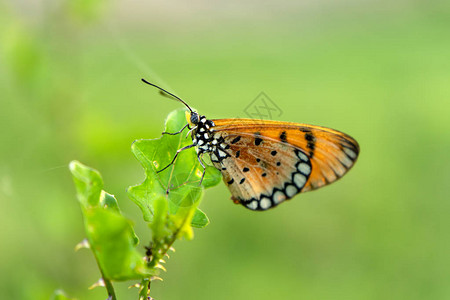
left=141, top=78, right=193, bottom=113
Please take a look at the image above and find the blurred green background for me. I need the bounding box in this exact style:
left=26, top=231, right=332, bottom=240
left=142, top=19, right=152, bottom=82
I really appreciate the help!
left=1, top=0, right=449, bottom=299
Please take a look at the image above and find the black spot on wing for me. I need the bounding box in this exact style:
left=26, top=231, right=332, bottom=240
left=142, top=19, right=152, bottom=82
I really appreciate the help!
left=243, top=167, right=250, bottom=172
left=303, top=129, right=316, bottom=158
left=227, top=178, right=234, bottom=184
left=235, top=150, right=240, bottom=158
left=240, top=178, right=246, bottom=184
left=231, top=136, right=241, bottom=144
left=254, top=133, right=263, bottom=146
left=280, top=131, right=287, bottom=143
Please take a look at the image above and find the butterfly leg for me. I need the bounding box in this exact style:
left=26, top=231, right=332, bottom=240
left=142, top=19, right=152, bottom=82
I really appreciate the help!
left=197, top=152, right=206, bottom=185
left=162, top=123, right=190, bottom=135
left=157, top=143, right=196, bottom=173
left=185, top=125, right=198, bottom=138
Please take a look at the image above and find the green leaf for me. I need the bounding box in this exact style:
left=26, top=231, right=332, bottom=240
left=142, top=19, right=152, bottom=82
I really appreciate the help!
left=69, top=161, right=152, bottom=280
left=101, top=191, right=121, bottom=214
left=84, top=208, right=152, bottom=280
left=191, top=208, right=210, bottom=228
left=150, top=196, right=171, bottom=241
left=128, top=109, right=221, bottom=228
left=69, top=160, right=103, bottom=208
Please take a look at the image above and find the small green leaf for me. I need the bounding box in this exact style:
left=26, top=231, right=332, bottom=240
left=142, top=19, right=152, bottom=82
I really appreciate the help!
left=69, top=161, right=152, bottom=280
left=191, top=208, right=210, bottom=228
left=69, top=160, right=103, bottom=208
left=100, top=191, right=120, bottom=213
left=84, top=208, right=152, bottom=280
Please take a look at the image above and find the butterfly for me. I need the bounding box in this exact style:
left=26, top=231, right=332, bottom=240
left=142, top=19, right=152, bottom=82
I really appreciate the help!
left=142, top=79, right=359, bottom=211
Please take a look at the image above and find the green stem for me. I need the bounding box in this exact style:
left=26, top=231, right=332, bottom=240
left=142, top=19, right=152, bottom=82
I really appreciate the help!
left=92, top=254, right=116, bottom=300
left=139, top=278, right=150, bottom=300
left=102, top=274, right=117, bottom=300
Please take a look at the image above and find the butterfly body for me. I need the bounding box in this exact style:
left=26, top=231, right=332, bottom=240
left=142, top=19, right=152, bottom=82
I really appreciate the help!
left=142, top=79, right=359, bottom=211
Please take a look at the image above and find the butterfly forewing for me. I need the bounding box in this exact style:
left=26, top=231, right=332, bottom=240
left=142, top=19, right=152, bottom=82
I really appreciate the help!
left=210, top=119, right=359, bottom=210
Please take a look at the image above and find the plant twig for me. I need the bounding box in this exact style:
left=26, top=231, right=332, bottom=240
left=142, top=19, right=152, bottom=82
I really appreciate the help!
left=139, top=278, right=150, bottom=300
left=90, top=243, right=117, bottom=299
left=103, top=275, right=117, bottom=300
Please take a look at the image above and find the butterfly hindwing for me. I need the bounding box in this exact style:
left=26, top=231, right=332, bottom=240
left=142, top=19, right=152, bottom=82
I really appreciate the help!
left=209, top=131, right=312, bottom=210
left=210, top=119, right=359, bottom=210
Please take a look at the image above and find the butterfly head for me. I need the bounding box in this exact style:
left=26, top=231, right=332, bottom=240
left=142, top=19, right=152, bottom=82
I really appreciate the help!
left=186, top=110, right=200, bottom=127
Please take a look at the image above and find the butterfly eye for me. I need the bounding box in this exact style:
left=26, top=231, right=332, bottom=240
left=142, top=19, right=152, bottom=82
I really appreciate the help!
left=190, top=112, right=199, bottom=125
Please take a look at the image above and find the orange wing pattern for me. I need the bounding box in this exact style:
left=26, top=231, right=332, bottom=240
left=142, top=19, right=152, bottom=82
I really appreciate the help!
left=210, top=118, right=359, bottom=209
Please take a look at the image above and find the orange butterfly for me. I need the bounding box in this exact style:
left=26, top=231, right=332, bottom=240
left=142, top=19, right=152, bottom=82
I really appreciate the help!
left=142, top=79, right=359, bottom=211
